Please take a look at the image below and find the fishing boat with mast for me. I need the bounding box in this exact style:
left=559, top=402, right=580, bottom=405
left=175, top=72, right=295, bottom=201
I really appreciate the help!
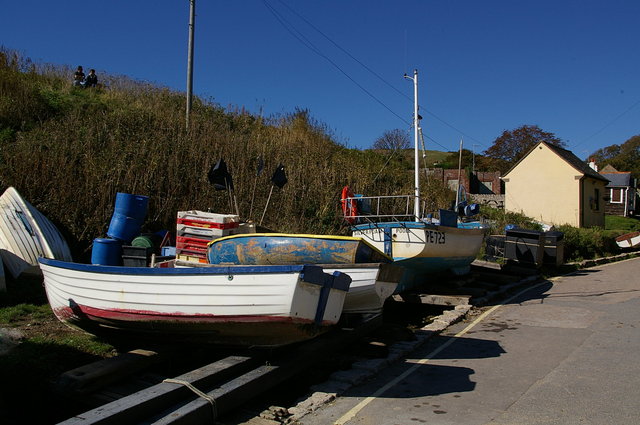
left=341, top=69, right=486, bottom=291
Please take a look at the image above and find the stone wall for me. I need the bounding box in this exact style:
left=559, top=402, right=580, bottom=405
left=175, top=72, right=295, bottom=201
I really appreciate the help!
left=470, top=194, right=505, bottom=208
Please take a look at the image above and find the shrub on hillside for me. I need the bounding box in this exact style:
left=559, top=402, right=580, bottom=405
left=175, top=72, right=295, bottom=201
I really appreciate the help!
left=1, top=49, right=438, bottom=257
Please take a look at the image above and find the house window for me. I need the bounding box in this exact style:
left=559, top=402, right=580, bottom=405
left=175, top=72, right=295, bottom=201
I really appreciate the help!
left=479, top=181, right=494, bottom=194
left=610, top=188, right=623, bottom=203
left=593, top=188, right=600, bottom=211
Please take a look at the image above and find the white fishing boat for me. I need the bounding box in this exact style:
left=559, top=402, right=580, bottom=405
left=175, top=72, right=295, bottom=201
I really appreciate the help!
left=615, top=231, right=640, bottom=249
left=342, top=70, right=486, bottom=291
left=0, top=187, right=73, bottom=278
left=39, top=258, right=351, bottom=346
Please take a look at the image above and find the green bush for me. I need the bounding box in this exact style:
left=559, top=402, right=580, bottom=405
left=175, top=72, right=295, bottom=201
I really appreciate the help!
left=556, top=224, right=620, bottom=262
left=477, top=206, right=543, bottom=235
left=476, top=206, right=625, bottom=262
left=1, top=48, right=454, bottom=259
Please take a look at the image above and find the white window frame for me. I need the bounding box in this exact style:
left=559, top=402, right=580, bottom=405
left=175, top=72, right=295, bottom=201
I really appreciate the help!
left=610, top=187, right=624, bottom=204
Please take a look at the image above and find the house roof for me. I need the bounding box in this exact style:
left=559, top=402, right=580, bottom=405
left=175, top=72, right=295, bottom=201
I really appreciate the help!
left=503, top=141, right=610, bottom=183
left=600, top=164, right=619, bottom=173
left=600, top=171, right=632, bottom=187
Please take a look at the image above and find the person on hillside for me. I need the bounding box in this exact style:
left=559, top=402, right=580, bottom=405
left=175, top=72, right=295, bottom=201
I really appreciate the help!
left=73, top=66, right=85, bottom=87
left=85, top=69, right=98, bottom=88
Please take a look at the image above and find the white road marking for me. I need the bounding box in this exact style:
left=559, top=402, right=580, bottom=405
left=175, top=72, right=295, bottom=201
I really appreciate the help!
left=333, top=279, right=553, bottom=425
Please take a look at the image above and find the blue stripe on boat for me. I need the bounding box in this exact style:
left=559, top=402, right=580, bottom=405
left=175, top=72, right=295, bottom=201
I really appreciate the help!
left=312, top=271, right=351, bottom=325
left=38, top=257, right=313, bottom=276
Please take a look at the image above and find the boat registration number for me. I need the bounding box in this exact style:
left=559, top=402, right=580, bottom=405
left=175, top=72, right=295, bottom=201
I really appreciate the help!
left=392, top=228, right=446, bottom=244
left=424, top=229, right=445, bottom=244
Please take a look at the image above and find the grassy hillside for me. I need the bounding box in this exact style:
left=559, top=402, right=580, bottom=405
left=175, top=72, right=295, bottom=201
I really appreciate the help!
left=0, top=48, right=456, bottom=260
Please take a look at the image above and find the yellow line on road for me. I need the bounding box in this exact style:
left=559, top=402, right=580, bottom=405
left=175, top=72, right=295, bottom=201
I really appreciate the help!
left=333, top=280, right=551, bottom=425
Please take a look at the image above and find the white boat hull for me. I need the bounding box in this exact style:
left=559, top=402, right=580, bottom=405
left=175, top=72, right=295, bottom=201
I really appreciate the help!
left=0, top=187, right=72, bottom=278
left=39, top=258, right=351, bottom=346
left=323, top=263, right=402, bottom=314
left=352, top=222, right=485, bottom=290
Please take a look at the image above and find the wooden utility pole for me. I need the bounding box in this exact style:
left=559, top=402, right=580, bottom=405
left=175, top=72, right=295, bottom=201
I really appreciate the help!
left=186, top=0, right=196, bottom=129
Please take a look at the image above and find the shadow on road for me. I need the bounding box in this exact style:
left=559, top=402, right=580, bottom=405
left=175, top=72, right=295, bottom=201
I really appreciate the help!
left=344, top=363, right=477, bottom=398
left=345, top=335, right=505, bottom=398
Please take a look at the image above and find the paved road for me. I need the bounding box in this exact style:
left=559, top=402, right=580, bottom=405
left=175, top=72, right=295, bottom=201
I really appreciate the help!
left=301, top=257, right=640, bottom=425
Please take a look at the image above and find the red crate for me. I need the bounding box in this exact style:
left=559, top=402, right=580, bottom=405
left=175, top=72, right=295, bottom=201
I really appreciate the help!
left=176, top=217, right=239, bottom=230
left=176, top=235, right=211, bottom=250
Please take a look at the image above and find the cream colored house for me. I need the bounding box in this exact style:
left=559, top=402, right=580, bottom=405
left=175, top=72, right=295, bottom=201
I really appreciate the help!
left=502, top=142, right=609, bottom=228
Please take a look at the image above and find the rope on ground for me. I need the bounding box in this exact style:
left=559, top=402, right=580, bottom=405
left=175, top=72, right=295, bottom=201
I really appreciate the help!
left=163, top=378, right=217, bottom=420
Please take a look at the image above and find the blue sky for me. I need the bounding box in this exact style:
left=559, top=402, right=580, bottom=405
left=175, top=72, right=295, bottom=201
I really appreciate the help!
left=2, top=1, right=639, bottom=158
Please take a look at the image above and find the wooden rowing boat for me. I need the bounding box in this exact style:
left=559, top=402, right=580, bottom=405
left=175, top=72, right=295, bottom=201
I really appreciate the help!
left=39, top=258, right=351, bottom=346
left=615, top=231, right=640, bottom=249
left=0, top=187, right=72, bottom=278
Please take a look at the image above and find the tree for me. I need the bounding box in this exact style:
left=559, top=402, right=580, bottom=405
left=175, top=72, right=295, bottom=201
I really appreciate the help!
left=441, top=148, right=475, bottom=170
left=372, top=128, right=411, bottom=150
left=590, top=135, right=640, bottom=177
left=483, top=125, right=565, bottom=173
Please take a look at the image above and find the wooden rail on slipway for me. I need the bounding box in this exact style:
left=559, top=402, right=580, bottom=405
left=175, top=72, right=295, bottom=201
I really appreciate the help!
left=57, top=314, right=382, bottom=425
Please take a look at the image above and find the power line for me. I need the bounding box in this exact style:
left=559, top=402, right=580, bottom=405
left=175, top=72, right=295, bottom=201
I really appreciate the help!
left=275, top=0, right=489, bottom=149
left=262, top=0, right=410, bottom=127
left=571, top=97, right=640, bottom=150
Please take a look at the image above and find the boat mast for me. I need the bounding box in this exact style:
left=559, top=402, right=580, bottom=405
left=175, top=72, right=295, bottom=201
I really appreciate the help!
left=408, top=69, right=421, bottom=221
left=413, top=70, right=420, bottom=221
left=455, top=137, right=463, bottom=209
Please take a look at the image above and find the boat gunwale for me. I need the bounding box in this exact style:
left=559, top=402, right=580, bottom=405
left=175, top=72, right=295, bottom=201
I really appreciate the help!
left=6, top=187, right=56, bottom=259
left=352, top=221, right=486, bottom=235
left=207, top=232, right=380, bottom=246
left=39, top=257, right=318, bottom=276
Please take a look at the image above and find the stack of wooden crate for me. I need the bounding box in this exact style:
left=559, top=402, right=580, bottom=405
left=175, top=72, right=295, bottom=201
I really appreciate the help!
left=175, top=211, right=241, bottom=264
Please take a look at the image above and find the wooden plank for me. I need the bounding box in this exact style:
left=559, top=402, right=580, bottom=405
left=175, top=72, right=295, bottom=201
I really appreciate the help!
left=56, top=349, right=161, bottom=394
left=151, top=365, right=280, bottom=425
left=149, top=315, right=383, bottom=425
left=58, top=356, right=258, bottom=425
left=471, top=259, right=503, bottom=271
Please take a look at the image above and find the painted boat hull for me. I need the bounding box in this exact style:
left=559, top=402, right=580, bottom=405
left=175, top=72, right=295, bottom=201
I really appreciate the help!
left=321, top=263, right=402, bottom=314
left=207, top=233, right=397, bottom=313
left=39, top=258, right=351, bottom=346
left=207, top=233, right=389, bottom=265
left=616, top=231, right=640, bottom=249
left=352, top=221, right=485, bottom=291
left=0, top=187, right=72, bottom=278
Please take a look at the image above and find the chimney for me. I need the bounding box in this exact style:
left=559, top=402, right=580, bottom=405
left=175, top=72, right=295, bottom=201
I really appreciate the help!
left=588, top=158, right=598, bottom=172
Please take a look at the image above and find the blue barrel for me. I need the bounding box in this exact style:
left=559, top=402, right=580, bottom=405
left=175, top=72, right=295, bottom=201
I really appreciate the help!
left=91, top=238, right=123, bottom=266
left=107, top=193, right=149, bottom=242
